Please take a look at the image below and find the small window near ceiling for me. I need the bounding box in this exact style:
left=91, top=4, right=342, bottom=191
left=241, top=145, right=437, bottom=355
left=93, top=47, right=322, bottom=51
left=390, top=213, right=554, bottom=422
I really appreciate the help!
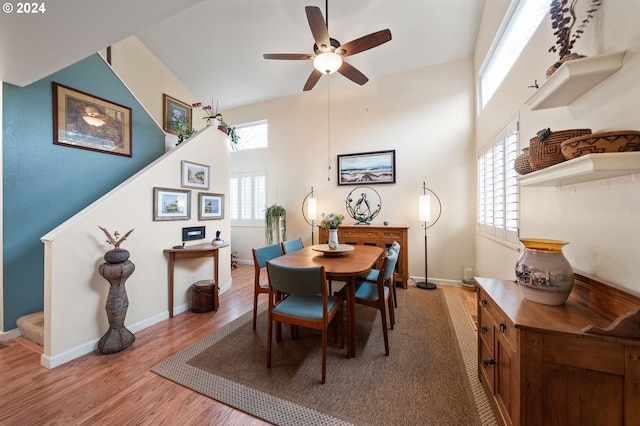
left=477, top=114, right=519, bottom=245
left=230, top=171, right=266, bottom=225
left=234, top=120, right=268, bottom=151
left=477, top=0, right=550, bottom=111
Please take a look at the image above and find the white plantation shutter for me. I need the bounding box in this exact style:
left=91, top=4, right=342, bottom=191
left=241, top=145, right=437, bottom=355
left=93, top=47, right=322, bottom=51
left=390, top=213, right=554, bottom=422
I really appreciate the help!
left=478, top=115, right=519, bottom=244
left=231, top=171, right=267, bottom=225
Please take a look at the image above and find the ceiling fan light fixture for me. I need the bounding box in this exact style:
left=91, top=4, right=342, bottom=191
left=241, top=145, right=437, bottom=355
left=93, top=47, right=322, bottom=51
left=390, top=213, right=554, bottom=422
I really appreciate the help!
left=313, top=52, right=342, bottom=74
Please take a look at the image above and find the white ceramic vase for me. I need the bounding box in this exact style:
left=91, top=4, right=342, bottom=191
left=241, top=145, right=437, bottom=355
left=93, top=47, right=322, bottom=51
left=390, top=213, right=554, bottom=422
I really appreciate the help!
left=328, top=228, right=339, bottom=249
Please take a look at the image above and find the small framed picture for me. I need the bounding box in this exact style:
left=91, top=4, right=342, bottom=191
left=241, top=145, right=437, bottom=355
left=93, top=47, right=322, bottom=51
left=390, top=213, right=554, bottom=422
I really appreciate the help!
left=163, top=94, right=192, bottom=136
left=337, top=150, right=396, bottom=185
left=153, top=187, right=191, bottom=221
left=198, top=193, right=224, bottom=220
left=181, top=160, right=209, bottom=189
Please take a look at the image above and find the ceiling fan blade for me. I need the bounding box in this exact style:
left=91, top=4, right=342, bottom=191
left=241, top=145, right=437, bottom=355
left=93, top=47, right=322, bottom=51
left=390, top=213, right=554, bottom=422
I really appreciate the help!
left=303, top=69, right=323, bottom=91
left=338, top=29, right=392, bottom=57
left=263, top=53, right=312, bottom=60
left=305, top=6, right=330, bottom=50
left=338, top=61, right=369, bottom=86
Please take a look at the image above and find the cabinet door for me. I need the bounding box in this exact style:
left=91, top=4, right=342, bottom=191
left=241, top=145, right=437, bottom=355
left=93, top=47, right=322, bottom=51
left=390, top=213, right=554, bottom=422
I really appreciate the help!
left=495, top=332, right=517, bottom=426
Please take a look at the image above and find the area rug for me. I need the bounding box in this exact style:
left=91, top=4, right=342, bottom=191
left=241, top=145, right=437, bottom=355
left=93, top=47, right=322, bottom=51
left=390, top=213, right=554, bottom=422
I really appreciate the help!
left=152, top=285, right=495, bottom=425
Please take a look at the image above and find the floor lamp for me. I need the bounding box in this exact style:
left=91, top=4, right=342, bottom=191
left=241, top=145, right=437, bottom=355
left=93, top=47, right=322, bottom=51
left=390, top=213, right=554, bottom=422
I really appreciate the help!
left=302, top=186, right=317, bottom=245
left=416, top=182, right=442, bottom=290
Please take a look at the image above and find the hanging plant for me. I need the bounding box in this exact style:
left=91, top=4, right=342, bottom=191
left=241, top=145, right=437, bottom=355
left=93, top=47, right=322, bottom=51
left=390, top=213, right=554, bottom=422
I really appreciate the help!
left=264, top=204, right=286, bottom=245
left=548, top=0, right=602, bottom=59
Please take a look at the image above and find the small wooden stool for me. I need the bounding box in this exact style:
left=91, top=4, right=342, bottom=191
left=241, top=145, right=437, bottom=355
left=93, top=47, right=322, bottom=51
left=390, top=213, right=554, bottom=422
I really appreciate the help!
left=191, top=280, right=219, bottom=313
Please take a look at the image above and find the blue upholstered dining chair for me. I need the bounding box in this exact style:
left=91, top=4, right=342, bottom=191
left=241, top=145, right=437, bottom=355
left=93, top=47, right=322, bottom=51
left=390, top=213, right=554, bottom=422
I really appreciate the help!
left=265, top=262, right=344, bottom=384
left=251, top=244, right=283, bottom=330
left=358, top=241, right=401, bottom=308
left=354, top=249, right=398, bottom=355
left=281, top=237, right=304, bottom=254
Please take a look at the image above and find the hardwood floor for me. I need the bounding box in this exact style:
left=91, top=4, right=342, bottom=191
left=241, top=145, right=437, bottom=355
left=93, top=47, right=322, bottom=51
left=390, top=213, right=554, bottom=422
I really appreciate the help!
left=1, top=265, right=478, bottom=426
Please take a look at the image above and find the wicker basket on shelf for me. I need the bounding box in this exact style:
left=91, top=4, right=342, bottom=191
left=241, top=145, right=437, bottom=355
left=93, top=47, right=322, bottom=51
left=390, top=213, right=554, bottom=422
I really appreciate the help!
left=529, top=128, right=592, bottom=171
left=514, top=148, right=534, bottom=175
left=560, top=130, right=640, bottom=160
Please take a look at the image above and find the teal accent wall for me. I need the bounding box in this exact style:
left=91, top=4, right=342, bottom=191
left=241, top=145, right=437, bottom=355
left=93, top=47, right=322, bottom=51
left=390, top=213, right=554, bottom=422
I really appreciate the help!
left=2, top=54, right=166, bottom=330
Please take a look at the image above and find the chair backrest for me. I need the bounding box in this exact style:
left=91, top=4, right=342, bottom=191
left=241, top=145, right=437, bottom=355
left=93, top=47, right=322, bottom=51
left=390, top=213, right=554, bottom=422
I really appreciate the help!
left=253, top=244, right=283, bottom=270
left=391, top=241, right=401, bottom=255
left=266, top=262, right=326, bottom=296
left=382, top=249, right=399, bottom=282
left=281, top=237, right=304, bottom=254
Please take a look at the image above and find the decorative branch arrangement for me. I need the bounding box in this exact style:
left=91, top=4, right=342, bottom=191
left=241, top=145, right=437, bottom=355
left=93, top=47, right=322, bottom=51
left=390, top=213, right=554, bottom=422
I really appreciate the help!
left=98, top=226, right=134, bottom=249
left=548, top=0, right=602, bottom=59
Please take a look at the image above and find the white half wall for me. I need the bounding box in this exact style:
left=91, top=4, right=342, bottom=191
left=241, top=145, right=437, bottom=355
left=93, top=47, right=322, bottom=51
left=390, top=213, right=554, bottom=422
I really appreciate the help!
left=41, top=128, right=231, bottom=368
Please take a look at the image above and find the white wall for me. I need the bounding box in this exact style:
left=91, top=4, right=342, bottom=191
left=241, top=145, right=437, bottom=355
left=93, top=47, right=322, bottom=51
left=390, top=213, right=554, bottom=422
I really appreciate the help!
left=110, top=36, right=211, bottom=150
left=226, top=58, right=478, bottom=283
left=475, top=1, right=640, bottom=294
left=41, top=129, right=231, bottom=368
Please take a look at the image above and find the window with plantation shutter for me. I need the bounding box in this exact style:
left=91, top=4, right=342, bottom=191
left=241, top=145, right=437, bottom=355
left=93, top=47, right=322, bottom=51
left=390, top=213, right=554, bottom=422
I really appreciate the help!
left=477, top=114, right=519, bottom=244
left=230, top=171, right=266, bottom=225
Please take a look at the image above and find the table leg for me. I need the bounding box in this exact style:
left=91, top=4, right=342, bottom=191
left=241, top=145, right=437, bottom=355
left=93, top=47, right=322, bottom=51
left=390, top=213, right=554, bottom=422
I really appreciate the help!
left=168, top=255, right=174, bottom=318
left=347, top=276, right=356, bottom=358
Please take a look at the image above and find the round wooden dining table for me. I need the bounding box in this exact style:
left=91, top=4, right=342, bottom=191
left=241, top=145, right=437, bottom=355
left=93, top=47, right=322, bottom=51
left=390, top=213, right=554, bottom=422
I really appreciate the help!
left=267, top=244, right=384, bottom=358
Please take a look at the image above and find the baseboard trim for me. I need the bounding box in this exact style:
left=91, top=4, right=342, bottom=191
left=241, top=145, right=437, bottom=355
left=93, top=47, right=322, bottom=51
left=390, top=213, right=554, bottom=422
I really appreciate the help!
left=41, top=310, right=170, bottom=369
left=1, top=327, right=22, bottom=341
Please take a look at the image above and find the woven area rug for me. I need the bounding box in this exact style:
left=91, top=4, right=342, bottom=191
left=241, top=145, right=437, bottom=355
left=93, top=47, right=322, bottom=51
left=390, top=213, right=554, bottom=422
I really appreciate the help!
left=152, top=285, right=496, bottom=426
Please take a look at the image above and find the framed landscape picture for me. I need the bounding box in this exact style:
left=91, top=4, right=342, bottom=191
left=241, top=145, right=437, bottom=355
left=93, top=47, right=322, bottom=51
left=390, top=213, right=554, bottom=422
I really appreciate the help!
left=163, top=94, right=192, bottom=136
left=337, top=150, right=396, bottom=185
left=198, top=193, right=224, bottom=220
left=53, top=83, right=132, bottom=157
left=153, top=187, right=191, bottom=221
left=181, top=160, right=209, bottom=189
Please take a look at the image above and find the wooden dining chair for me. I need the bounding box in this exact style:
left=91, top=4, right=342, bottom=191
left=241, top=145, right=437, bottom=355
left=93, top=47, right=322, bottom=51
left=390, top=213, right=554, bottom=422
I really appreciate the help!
left=354, top=249, right=399, bottom=355
left=281, top=237, right=304, bottom=254
left=251, top=244, right=283, bottom=330
left=357, top=241, right=401, bottom=308
left=266, top=262, right=344, bottom=384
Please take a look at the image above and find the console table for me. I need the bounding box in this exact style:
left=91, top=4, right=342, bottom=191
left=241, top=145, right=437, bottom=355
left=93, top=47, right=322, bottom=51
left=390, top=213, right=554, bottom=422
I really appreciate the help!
left=475, top=274, right=640, bottom=426
left=318, top=225, right=409, bottom=288
left=164, top=242, right=229, bottom=318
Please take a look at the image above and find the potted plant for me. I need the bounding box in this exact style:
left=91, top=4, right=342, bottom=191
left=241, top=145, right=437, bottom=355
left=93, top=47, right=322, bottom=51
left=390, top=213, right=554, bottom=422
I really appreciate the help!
left=546, top=0, right=602, bottom=77
left=264, top=204, right=286, bottom=245
left=171, top=113, right=195, bottom=145
left=192, top=101, right=240, bottom=150
left=320, top=212, right=344, bottom=249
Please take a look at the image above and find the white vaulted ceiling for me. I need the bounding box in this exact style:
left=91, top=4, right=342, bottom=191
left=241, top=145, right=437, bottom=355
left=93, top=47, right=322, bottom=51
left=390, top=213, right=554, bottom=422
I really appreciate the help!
left=1, top=0, right=484, bottom=110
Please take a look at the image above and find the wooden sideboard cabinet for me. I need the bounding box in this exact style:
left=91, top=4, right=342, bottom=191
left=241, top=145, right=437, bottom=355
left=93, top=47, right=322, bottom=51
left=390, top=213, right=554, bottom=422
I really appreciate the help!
left=475, top=275, right=640, bottom=426
left=318, top=225, right=409, bottom=288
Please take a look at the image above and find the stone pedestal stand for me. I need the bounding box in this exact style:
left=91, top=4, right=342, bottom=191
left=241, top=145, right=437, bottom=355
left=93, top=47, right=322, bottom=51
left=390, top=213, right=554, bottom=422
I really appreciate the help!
left=98, top=251, right=135, bottom=354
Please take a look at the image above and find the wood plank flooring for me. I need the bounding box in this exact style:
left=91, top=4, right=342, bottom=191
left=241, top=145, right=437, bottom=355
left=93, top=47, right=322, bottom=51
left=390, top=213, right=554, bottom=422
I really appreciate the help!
left=1, top=264, right=477, bottom=426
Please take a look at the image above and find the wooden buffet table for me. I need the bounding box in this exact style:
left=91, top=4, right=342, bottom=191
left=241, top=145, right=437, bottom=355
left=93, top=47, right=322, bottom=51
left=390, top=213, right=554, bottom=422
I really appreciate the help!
left=268, top=244, right=384, bottom=358
left=163, top=242, right=229, bottom=318
left=318, top=224, right=409, bottom=288
left=475, top=275, right=640, bottom=426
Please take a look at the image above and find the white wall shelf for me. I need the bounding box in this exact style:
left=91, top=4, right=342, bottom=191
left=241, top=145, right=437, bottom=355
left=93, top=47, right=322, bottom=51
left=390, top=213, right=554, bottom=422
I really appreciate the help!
left=526, top=51, right=626, bottom=110
left=518, top=152, right=640, bottom=187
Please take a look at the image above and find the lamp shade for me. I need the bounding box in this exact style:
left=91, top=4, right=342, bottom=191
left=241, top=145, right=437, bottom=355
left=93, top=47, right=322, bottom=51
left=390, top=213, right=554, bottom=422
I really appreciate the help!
left=313, top=52, right=342, bottom=74
left=307, top=197, right=317, bottom=221
left=419, top=194, right=431, bottom=222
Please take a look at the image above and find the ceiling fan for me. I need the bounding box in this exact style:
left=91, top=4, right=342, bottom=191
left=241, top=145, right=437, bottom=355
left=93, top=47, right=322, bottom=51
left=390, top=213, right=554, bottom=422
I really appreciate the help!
left=263, top=2, right=392, bottom=91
